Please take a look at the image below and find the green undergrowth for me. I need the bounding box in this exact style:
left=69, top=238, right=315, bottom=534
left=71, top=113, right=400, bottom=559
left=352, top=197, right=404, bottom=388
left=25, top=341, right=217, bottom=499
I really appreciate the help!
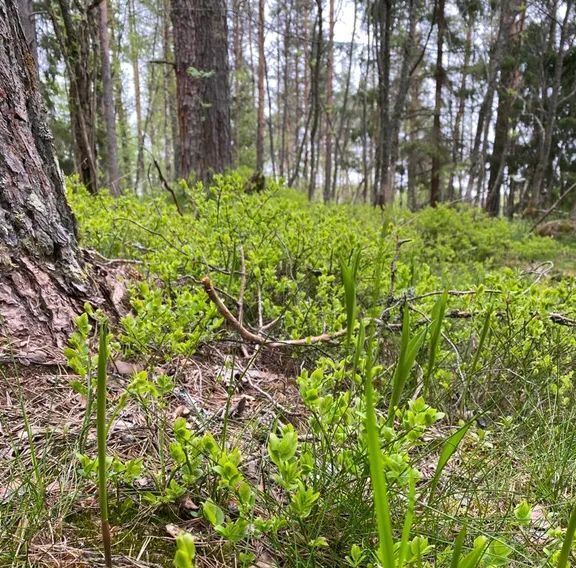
left=2, top=173, right=576, bottom=567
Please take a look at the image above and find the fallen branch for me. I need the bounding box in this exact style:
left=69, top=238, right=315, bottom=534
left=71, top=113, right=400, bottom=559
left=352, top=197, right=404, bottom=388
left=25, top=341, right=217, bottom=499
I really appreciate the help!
left=201, top=276, right=347, bottom=347
left=549, top=313, right=576, bottom=327
left=203, top=276, right=576, bottom=347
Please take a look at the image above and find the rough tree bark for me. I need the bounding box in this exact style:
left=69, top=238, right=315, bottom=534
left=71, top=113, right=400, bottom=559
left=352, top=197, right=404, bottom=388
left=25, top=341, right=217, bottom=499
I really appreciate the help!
left=170, top=0, right=232, bottom=182
left=0, top=0, right=115, bottom=363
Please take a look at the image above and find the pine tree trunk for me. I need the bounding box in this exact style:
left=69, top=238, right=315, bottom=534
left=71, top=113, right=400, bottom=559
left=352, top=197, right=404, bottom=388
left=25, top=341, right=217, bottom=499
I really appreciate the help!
left=308, top=0, right=323, bottom=200
left=485, top=0, right=525, bottom=216
left=387, top=0, right=418, bottom=202
left=374, top=0, right=392, bottom=206
left=128, top=0, right=144, bottom=191
left=448, top=8, right=474, bottom=201
left=97, top=0, right=120, bottom=195
left=171, top=0, right=232, bottom=182
left=256, top=0, right=266, bottom=173
left=323, top=0, right=334, bottom=203
left=51, top=0, right=99, bottom=194
left=430, top=0, right=445, bottom=207
left=0, top=1, right=104, bottom=363
left=530, top=0, right=572, bottom=209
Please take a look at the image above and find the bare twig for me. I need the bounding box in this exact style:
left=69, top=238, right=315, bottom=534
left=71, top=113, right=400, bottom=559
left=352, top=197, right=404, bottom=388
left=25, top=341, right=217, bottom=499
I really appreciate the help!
left=257, top=284, right=264, bottom=329
left=201, top=276, right=346, bottom=347
left=84, top=248, right=144, bottom=267
left=409, top=289, right=503, bottom=301
left=549, top=313, right=576, bottom=327
left=152, top=158, right=183, bottom=216
left=246, top=377, right=297, bottom=416
left=530, top=181, right=576, bottom=232
left=389, top=238, right=412, bottom=300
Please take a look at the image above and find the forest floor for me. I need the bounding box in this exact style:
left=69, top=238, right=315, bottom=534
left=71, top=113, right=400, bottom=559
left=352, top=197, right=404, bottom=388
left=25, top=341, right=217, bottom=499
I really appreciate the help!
left=3, top=175, right=576, bottom=567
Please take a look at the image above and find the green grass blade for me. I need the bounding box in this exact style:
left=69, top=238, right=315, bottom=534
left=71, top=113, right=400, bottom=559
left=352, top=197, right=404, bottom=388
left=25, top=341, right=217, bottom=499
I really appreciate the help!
left=429, top=420, right=473, bottom=502
left=557, top=502, right=576, bottom=568
left=397, top=470, right=416, bottom=567
left=470, top=307, right=492, bottom=375
left=352, top=319, right=366, bottom=378
left=458, top=539, right=488, bottom=568
left=341, top=251, right=361, bottom=344
left=364, top=332, right=396, bottom=568
left=388, top=306, right=425, bottom=424
left=424, top=290, right=448, bottom=394
left=96, top=322, right=112, bottom=568
left=450, top=525, right=467, bottom=568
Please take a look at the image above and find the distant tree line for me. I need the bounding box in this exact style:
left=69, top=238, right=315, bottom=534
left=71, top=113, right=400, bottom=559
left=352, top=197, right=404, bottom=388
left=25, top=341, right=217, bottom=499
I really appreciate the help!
left=17, top=0, right=576, bottom=217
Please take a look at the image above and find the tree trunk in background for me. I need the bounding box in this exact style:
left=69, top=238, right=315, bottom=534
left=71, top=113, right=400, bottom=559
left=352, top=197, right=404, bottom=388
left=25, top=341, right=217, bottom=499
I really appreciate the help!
left=97, top=0, right=120, bottom=195
left=485, top=0, right=525, bottom=216
left=163, top=0, right=179, bottom=180
left=465, top=4, right=507, bottom=203
left=0, top=0, right=99, bottom=362
left=331, top=0, right=358, bottom=200
left=171, top=0, right=231, bottom=182
left=530, top=0, right=572, bottom=209
left=448, top=6, right=475, bottom=201
left=323, top=0, right=334, bottom=202
left=232, top=0, right=244, bottom=75
left=430, top=0, right=445, bottom=207
left=162, top=0, right=178, bottom=179
left=256, top=0, right=265, bottom=172
left=387, top=0, right=418, bottom=201
left=109, top=8, right=131, bottom=187
left=307, top=0, right=323, bottom=200
left=51, top=0, right=99, bottom=194
left=373, top=0, right=392, bottom=206
left=128, top=0, right=144, bottom=191
left=279, top=7, right=291, bottom=178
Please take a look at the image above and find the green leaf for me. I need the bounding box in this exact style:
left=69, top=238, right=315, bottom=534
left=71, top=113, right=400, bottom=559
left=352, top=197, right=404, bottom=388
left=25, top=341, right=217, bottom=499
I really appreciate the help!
left=364, top=331, right=395, bottom=568
left=514, top=501, right=532, bottom=526
left=450, top=525, right=467, bottom=568
left=268, top=424, right=298, bottom=465
left=187, top=66, right=215, bottom=79
left=202, top=499, right=224, bottom=527
left=388, top=306, right=426, bottom=423
left=429, top=420, right=473, bottom=501
left=174, top=532, right=196, bottom=568
left=424, top=290, right=448, bottom=393
left=341, top=250, right=361, bottom=344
